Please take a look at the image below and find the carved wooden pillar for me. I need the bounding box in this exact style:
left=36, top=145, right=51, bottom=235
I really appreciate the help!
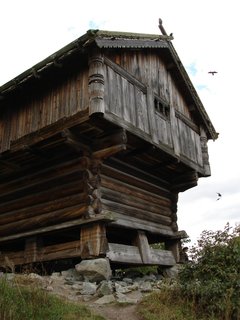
left=88, top=50, right=105, bottom=115
left=200, top=127, right=211, bottom=176
left=83, top=158, right=102, bottom=218
left=170, top=192, right=178, bottom=232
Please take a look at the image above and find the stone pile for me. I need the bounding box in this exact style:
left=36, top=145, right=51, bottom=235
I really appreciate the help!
left=1, top=258, right=179, bottom=305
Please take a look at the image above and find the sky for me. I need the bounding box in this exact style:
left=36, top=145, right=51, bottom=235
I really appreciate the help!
left=1, top=0, right=239, bottom=245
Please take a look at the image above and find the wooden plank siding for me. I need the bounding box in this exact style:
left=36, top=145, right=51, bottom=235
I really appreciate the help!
left=0, top=68, right=89, bottom=153
left=103, top=53, right=204, bottom=172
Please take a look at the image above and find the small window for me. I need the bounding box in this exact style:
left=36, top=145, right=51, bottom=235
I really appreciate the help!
left=154, top=96, right=170, bottom=119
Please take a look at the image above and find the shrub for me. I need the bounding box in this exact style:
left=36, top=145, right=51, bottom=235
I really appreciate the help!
left=179, top=223, right=240, bottom=319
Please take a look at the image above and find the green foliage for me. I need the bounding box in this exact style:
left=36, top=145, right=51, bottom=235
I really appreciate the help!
left=0, top=276, right=105, bottom=320
left=139, top=223, right=240, bottom=320
left=179, top=223, right=240, bottom=320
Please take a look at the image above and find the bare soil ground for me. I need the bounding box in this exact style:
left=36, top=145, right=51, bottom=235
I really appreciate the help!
left=87, top=303, right=142, bottom=320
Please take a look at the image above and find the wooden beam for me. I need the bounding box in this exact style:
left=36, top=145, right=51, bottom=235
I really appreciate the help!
left=92, top=144, right=126, bottom=159
left=0, top=159, right=20, bottom=170
left=92, top=129, right=127, bottom=151
left=0, top=156, right=90, bottom=198
left=107, top=243, right=142, bottom=264
left=0, top=204, right=88, bottom=237
left=107, top=243, right=176, bottom=266
left=0, top=240, right=82, bottom=266
left=0, top=179, right=84, bottom=215
left=109, top=212, right=174, bottom=236
left=0, top=211, right=115, bottom=243
left=61, top=129, right=91, bottom=155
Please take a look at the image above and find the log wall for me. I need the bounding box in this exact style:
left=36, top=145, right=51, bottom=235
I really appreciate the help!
left=0, top=157, right=94, bottom=241
left=100, top=162, right=176, bottom=237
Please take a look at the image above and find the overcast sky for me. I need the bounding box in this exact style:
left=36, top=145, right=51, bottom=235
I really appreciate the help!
left=1, top=0, right=239, bottom=244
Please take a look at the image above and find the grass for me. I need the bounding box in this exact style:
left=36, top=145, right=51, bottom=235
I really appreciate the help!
left=0, top=276, right=105, bottom=320
left=138, top=288, right=218, bottom=320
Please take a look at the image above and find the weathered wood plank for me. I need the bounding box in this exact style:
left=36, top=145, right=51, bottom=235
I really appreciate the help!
left=9, top=109, right=89, bottom=153
left=92, top=144, right=126, bottom=160
left=109, top=212, right=174, bottom=236
left=149, top=248, right=176, bottom=266
left=0, top=240, right=82, bottom=266
left=101, top=164, right=171, bottom=198
left=80, top=223, right=107, bottom=259
left=101, top=187, right=172, bottom=217
left=0, top=157, right=89, bottom=197
left=0, top=212, right=115, bottom=243
left=102, top=199, right=172, bottom=226
left=107, top=243, right=142, bottom=264
left=0, top=180, right=84, bottom=214
left=107, top=243, right=175, bottom=266
left=0, top=204, right=88, bottom=236
left=134, top=231, right=152, bottom=264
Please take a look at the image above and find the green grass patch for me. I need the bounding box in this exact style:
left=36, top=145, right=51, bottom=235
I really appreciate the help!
left=0, top=276, right=105, bottom=320
left=138, top=289, right=217, bottom=320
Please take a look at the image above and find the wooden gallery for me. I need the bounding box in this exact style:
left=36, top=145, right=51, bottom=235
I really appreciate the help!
left=0, top=26, right=218, bottom=272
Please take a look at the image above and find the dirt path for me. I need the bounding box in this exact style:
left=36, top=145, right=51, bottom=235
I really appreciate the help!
left=88, top=303, right=142, bottom=320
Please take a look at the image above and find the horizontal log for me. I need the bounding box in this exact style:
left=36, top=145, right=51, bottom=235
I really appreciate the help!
left=109, top=212, right=174, bottom=236
left=40, top=240, right=82, bottom=260
left=0, top=211, right=115, bottom=243
left=0, top=240, right=82, bottom=266
left=107, top=243, right=142, bottom=264
left=0, top=192, right=88, bottom=225
left=107, top=243, right=176, bottom=266
left=149, top=248, right=176, bottom=266
left=92, top=144, right=126, bottom=159
left=0, top=180, right=84, bottom=214
left=0, top=157, right=89, bottom=198
left=101, top=187, right=171, bottom=217
left=101, top=176, right=171, bottom=208
left=0, top=205, right=88, bottom=236
left=101, top=164, right=170, bottom=199
left=61, top=129, right=91, bottom=154
left=102, top=199, right=172, bottom=226
left=92, top=129, right=127, bottom=151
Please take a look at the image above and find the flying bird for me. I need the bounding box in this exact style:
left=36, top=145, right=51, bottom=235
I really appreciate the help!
left=208, top=71, right=218, bottom=75
left=216, top=192, right=222, bottom=200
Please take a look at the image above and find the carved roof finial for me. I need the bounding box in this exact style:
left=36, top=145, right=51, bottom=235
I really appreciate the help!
left=158, top=18, right=167, bottom=36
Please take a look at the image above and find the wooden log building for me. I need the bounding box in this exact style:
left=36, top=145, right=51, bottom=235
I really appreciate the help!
left=0, top=25, right=218, bottom=270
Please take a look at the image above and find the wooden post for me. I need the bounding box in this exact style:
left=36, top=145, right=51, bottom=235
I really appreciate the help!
left=165, top=239, right=180, bottom=263
left=134, top=230, right=152, bottom=264
left=88, top=50, right=105, bottom=115
left=200, top=127, right=211, bottom=176
left=80, top=223, right=108, bottom=259
left=24, top=236, right=41, bottom=264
